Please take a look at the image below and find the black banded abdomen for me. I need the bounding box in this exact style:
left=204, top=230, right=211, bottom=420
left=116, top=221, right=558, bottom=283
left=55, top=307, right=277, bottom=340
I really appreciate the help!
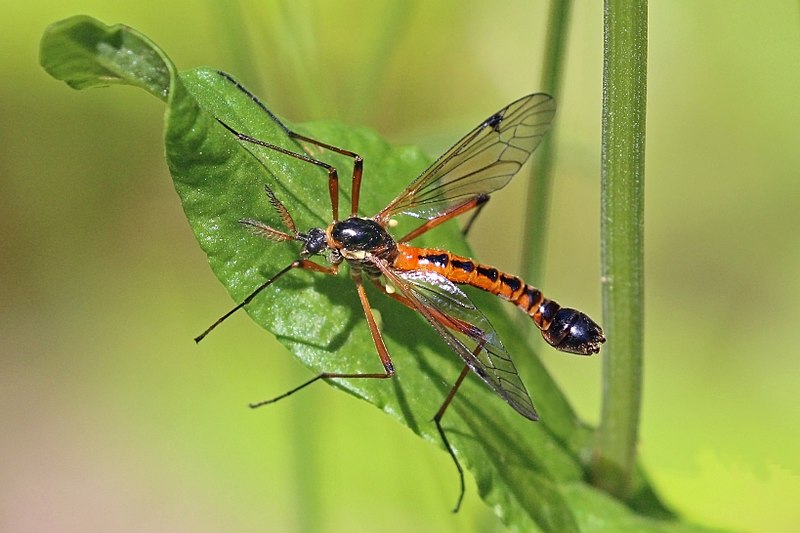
left=393, top=245, right=558, bottom=328
left=392, top=244, right=605, bottom=354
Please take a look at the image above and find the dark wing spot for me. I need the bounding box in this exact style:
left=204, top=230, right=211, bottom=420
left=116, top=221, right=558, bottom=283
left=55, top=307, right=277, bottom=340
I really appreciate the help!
left=484, top=112, right=504, bottom=132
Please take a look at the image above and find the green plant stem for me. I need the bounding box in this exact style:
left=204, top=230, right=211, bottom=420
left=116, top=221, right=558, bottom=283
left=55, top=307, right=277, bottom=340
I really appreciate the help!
left=521, top=0, right=572, bottom=285
left=591, top=0, right=647, bottom=499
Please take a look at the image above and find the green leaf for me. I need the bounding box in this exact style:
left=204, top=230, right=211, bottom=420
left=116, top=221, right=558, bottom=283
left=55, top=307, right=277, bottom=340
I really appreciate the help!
left=40, top=15, right=715, bottom=532
left=40, top=15, right=171, bottom=100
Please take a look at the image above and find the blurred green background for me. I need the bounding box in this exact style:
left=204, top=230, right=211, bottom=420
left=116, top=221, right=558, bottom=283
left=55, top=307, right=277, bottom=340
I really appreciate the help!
left=3, top=1, right=799, bottom=531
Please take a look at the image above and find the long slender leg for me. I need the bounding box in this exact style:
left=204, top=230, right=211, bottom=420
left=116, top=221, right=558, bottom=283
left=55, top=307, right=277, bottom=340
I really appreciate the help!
left=216, top=70, right=293, bottom=136
left=460, top=197, right=490, bottom=237
left=370, top=279, right=484, bottom=512
left=399, top=194, right=489, bottom=242
left=290, top=133, right=364, bottom=217
left=217, top=118, right=342, bottom=222
left=434, top=362, right=475, bottom=513
left=195, top=259, right=337, bottom=343
left=216, top=71, right=364, bottom=219
left=250, top=274, right=395, bottom=408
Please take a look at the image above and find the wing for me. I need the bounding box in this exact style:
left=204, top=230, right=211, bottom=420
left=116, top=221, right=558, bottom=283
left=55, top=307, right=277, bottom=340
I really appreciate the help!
left=376, top=264, right=538, bottom=421
left=377, top=93, right=555, bottom=222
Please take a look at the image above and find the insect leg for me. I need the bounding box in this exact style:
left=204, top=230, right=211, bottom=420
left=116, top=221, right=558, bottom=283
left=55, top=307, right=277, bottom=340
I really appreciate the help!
left=398, top=194, right=490, bottom=242
left=370, top=279, right=483, bottom=512
left=216, top=118, right=342, bottom=222
left=250, top=275, right=395, bottom=408
left=216, top=71, right=365, bottom=220
left=195, top=259, right=337, bottom=343
left=434, top=362, right=474, bottom=513
left=289, top=133, right=364, bottom=218
left=459, top=197, right=490, bottom=237
left=216, top=70, right=294, bottom=136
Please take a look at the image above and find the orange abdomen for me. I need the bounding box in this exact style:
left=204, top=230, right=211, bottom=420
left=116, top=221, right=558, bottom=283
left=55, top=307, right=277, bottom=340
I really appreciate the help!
left=393, top=244, right=561, bottom=331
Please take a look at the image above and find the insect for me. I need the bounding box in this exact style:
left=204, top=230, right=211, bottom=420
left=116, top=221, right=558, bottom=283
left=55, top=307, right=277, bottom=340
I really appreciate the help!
left=196, top=71, right=605, bottom=512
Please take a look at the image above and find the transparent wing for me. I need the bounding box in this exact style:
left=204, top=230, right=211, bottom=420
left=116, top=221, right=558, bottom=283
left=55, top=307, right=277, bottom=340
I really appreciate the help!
left=378, top=93, right=555, bottom=221
left=376, top=264, right=538, bottom=420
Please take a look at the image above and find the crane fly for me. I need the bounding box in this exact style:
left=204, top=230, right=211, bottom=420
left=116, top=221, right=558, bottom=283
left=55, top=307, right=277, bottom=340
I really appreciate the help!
left=196, top=71, right=605, bottom=512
